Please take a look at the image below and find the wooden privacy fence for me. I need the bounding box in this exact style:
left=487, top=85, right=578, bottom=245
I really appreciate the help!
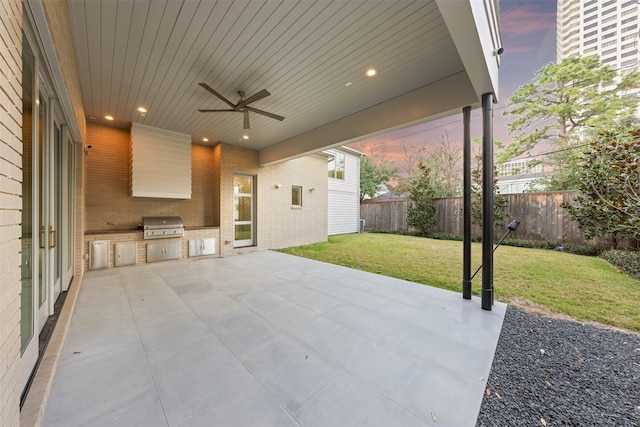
left=361, top=191, right=614, bottom=249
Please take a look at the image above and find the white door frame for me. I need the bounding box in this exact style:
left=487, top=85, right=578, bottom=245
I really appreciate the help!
left=233, top=174, right=255, bottom=247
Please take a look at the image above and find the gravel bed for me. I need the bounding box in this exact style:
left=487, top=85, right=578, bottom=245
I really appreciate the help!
left=476, top=306, right=640, bottom=427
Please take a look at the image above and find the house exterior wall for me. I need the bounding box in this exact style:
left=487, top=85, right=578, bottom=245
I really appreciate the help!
left=218, top=144, right=328, bottom=256
left=83, top=128, right=327, bottom=259
left=84, top=122, right=216, bottom=231
left=327, top=149, right=362, bottom=235
left=0, top=1, right=23, bottom=425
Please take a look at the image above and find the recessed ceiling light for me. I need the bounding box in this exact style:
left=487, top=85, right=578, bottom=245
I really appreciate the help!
left=344, top=82, right=352, bottom=87
left=242, top=135, right=249, bottom=140
left=366, top=68, right=377, bottom=77
left=202, top=137, right=208, bottom=142
left=105, top=115, right=114, bottom=121
left=137, top=107, right=147, bottom=113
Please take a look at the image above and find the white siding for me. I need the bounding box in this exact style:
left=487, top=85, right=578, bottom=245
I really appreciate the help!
left=328, top=150, right=361, bottom=235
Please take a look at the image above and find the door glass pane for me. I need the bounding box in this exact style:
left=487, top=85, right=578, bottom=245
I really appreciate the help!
left=236, top=196, right=252, bottom=221
left=21, top=35, right=35, bottom=354
left=234, top=177, right=251, bottom=194
left=54, top=123, right=61, bottom=283
left=67, top=138, right=73, bottom=273
left=38, top=94, right=46, bottom=307
left=234, top=225, right=252, bottom=240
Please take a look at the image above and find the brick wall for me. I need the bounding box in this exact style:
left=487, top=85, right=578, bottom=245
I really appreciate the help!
left=0, top=0, right=23, bottom=425
left=84, top=122, right=215, bottom=230
left=218, top=144, right=328, bottom=256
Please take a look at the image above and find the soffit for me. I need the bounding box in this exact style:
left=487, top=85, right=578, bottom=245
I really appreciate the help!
left=68, top=0, right=466, bottom=152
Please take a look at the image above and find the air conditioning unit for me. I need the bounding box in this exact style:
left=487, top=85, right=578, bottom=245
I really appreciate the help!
left=358, top=219, right=365, bottom=233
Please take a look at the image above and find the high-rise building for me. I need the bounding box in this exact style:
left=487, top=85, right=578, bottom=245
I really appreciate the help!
left=557, top=0, right=640, bottom=78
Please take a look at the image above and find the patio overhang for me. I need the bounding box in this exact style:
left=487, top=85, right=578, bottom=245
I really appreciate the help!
left=59, top=0, right=501, bottom=163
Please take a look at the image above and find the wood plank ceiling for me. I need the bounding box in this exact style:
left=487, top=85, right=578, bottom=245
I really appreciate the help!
left=67, top=0, right=465, bottom=152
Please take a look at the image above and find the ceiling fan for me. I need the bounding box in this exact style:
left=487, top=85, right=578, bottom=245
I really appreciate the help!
left=198, top=83, right=285, bottom=129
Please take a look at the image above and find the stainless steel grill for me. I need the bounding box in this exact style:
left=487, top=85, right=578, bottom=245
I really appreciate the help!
left=142, top=216, right=184, bottom=240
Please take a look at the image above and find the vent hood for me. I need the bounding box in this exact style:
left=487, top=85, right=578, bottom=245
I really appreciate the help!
left=130, top=122, right=191, bottom=199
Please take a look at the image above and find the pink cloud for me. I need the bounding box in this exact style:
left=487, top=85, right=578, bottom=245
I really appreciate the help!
left=500, top=5, right=556, bottom=37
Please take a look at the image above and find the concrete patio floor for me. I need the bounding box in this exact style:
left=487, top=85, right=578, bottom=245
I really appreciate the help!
left=42, top=250, right=506, bottom=426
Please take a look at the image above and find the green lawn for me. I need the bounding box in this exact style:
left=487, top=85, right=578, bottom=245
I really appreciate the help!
left=278, top=233, right=640, bottom=331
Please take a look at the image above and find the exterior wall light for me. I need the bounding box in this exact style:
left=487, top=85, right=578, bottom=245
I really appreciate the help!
left=274, top=184, right=282, bottom=189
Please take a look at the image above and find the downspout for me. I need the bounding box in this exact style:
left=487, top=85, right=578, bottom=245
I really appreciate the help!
left=481, top=93, right=494, bottom=310
left=462, top=106, right=472, bottom=300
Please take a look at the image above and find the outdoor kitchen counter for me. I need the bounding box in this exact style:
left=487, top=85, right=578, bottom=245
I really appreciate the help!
left=85, top=226, right=219, bottom=234
left=85, top=229, right=143, bottom=234
left=83, top=227, right=221, bottom=269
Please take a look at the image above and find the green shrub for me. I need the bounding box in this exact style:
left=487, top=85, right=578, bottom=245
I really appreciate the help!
left=600, top=250, right=640, bottom=280
left=562, top=243, right=600, bottom=256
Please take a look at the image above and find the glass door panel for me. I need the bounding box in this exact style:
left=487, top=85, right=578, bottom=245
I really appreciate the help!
left=21, top=34, right=35, bottom=355
left=37, top=93, right=48, bottom=327
left=20, top=32, right=38, bottom=393
left=51, top=120, right=62, bottom=302
left=233, top=175, right=254, bottom=247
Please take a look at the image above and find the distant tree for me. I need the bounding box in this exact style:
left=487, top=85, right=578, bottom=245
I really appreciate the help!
left=398, top=142, right=428, bottom=178
left=562, top=129, right=640, bottom=247
left=503, top=56, right=640, bottom=190
left=407, top=163, right=439, bottom=233
left=471, top=148, right=508, bottom=228
left=423, top=131, right=462, bottom=197
left=359, top=156, right=397, bottom=201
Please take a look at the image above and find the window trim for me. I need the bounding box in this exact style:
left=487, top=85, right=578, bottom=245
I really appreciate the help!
left=291, top=185, right=303, bottom=208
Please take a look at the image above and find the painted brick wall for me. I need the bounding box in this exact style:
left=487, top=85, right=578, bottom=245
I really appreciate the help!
left=0, top=0, right=23, bottom=425
left=218, top=144, right=328, bottom=256
left=84, top=122, right=215, bottom=231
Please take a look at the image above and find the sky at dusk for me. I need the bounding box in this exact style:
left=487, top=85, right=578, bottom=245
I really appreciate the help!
left=349, top=0, right=558, bottom=173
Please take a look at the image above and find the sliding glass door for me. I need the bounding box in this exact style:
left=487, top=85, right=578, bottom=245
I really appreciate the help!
left=20, top=29, right=75, bottom=394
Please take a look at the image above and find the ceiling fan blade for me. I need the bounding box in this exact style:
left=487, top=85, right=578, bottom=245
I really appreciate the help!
left=199, top=83, right=236, bottom=109
left=198, top=109, right=236, bottom=112
left=244, top=110, right=250, bottom=129
left=245, top=106, right=284, bottom=121
left=237, top=89, right=271, bottom=108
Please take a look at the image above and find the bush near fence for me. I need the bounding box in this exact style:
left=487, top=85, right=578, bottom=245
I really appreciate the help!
left=360, top=191, right=635, bottom=251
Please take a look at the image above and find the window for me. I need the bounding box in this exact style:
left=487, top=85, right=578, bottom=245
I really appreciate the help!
left=327, top=151, right=345, bottom=179
left=623, top=24, right=637, bottom=33
left=622, top=16, right=637, bottom=25
left=602, top=56, right=617, bottom=63
left=603, top=48, right=617, bottom=57
left=584, top=46, right=597, bottom=54
left=602, top=31, right=617, bottom=39
left=291, top=186, right=302, bottom=207
left=602, top=23, right=617, bottom=32
left=621, top=50, right=636, bottom=58
left=584, top=30, right=598, bottom=38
